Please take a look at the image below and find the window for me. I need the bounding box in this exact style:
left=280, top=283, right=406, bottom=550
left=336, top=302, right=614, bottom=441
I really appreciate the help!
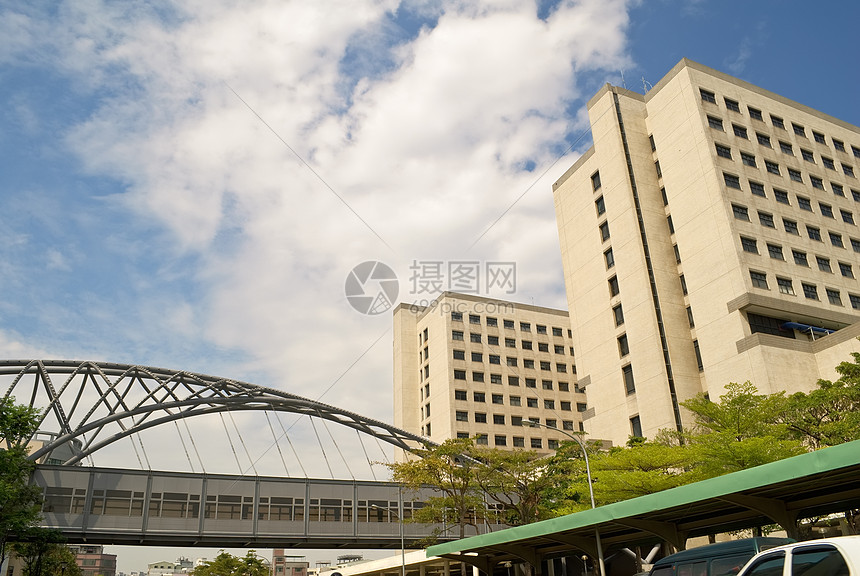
left=750, top=270, right=768, bottom=289
left=512, top=436, right=524, bottom=447
left=707, top=115, right=723, bottom=130
left=750, top=181, right=766, bottom=197
left=536, top=324, right=547, bottom=334
left=777, top=277, right=795, bottom=295
left=788, top=168, right=803, bottom=182
left=541, top=380, right=553, bottom=390
left=618, top=334, right=629, bottom=357
left=732, top=203, right=749, bottom=220
left=758, top=211, right=775, bottom=228
left=725, top=97, right=740, bottom=112
left=490, top=373, right=502, bottom=383
left=811, top=176, right=825, bottom=190
left=554, top=345, right=565, bottom=354
left=520, top=322, right=530, bottom=332
left=486, top=317, right=497, bottom=327
left=793, top=123, right=806, bottom=137
left=525, top=377, right=536, bottom=387
left=830, top=231, right=844, bottom=248
left=813, top=131, right=826, bottom=144
left=455, top=390, right=467, bottom=400
left=523, top=359, right=535, bottom=369
left=595, top=195, right=605, bottom=216
left=779, top=140, right=793, bottom=154
left=854, top=145, right=860, bottom=158
left=674, top=244, right=681, bottom=263
left=470, top=333, right=481, bottom=343
left=613, top=304, right=624, bottom=326
left=506, top=357, right=517, bottom=367
left=801, top=148, right=815, bottom=163
left=474, top=412, right=487, bottom=423
left=544, top=399, right=555, bottom=409
left=503, top=319, right=515, bottom=329
left=473, top=392, right=486, bottom=403
left=538, top=342, right=548, bottom=352
left=748, top=312, right=795, bottom=339
left=494, top=435, right=506, bottom=446
left=802, top=283, right=819, bottom=300
left=649, top=134, right=656, bottom=151
left=604, top=247, right=615, bottom=269
left=475, top=434, right=488, bottom=445
left=456, top=411, right=468, bottom=422
left=807, top=225, right=821, bottom=241
left=820, top=202, right=834, bottom=217
left=733, top=124, right=748, bottom=139
left=797, top=196, right=812, bottom=211
left=832, top=139, right=845, bottom=152
left=844, top=164, right=856, bottom=177
left=509, top=395, right=521, bottom=406
left=724, top=173, right=742, bottom=189
left=472, top=372, right=484, bottom=382
left=700, top=88, right=716, bottom=103
left=598, top=222, right=609, bottom=242
left=452, top=330, right=464, bottom=341
left=471, top=352, right=483, bottom=362
left=823, top=157, right=835, bottom=170
left=765, top=160, right=780, bottom=175
left=487, top=335, right=499, bottom=346
left=793, top=250, right=809, bottom=266
left=855, top=189, right=860, bottom=202
left=521, top=340, right=533, bottom=350
left=851, top=294, right=860, bottom=310
left=622, top=364, right=635, bottom=395
left=767, top=243, right=784, bottom=260
left=453, top=350, right=465, bottom=360
left=853, top=238, right=860, bottom=252
left=539, top=360, right=551, bottom=371
left=508, top=375, right=519, bottom=387
left=527, top=398, right=538, bottom=408
left=756, top=133, right=771, bottom=147
left=608, top=275, right=620, bottom=297
left=454, top=369, right=466, bottom=380
left=552, top=327, right=563, bottom=337
left=741, top=152, right=757, bottom=167
left=774, top=189, right=790, bottom=204
left=716, top=143, right=732, bottom=158
left=749, top=106, right=763, bottom=121
left=680, top=274, right=688, bottom=294
left=530, top=438, right=542, bottom=449
left=840, top=262, right=854, bottom=278
left=563, top=420, right=574, bottom=431
left=560, top=401, right=572, bottom=411
left=556, top=363, right=567, bottom=373
left=505, top=337, right=516, bottom=348
left=784, top=219, right=799, bottom=235
left=591, top=171, right=601, bottom=191
left=771, top=115, right=785, bottom=129
left=655, top=160, right=662, bottom=177
left=827, top=289, right=842, bottom=306
left=687, top=306, right=695, bottom=328
left=667, top=215, right=675, bottom=234
left=816, top=256, right=832, bottom=273
left=833, top=183, right=845, bottom=197
left=469, top=314, right=480, bottom=324
left=792, top=545, right=850, bottom=575
left=489, top=355, right=500, bottom=365
left=661, top=187, right=669, bottom=205
left=741, top=236, right=758, bottom=253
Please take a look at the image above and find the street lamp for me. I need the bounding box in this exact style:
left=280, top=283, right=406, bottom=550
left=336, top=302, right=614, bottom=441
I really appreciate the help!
left=524, top=420, right=606, bottom=576
left=371, top=488, right=406, bottom=576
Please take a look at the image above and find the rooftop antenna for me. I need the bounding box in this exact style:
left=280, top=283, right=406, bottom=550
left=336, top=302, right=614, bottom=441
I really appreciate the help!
left=642, top=77, right=654, bottom=93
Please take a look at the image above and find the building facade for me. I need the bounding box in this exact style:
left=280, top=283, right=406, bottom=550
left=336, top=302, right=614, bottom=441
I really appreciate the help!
left=271, top=551, right=308, bottom=576
left=393, top=292, right=586, bottom=455
left=69, top=544, right=117, bottom=576
left=553, top=58, right=860, bottom=446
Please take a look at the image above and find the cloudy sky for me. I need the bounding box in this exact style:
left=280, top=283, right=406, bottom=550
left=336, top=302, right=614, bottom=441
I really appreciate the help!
left=2, top=0, right=860, bottom=569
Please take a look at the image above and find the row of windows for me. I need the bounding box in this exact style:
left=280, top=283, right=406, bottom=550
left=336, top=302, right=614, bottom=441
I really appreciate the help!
left=453, top=358, right=571, bottom=373
left=725, top=173, right=860, bottom=222
left=731, top=201, right=860, bottom=251
left=451, top=368, right=579, bottom=391
left=455, top=432, right=569, bottom=449
left=450, top=334, right=572, bottom=355
left=700, top=87, right=860, bottom=160
left=739, top=235, right=855, bottom=277
left=748, top=269, right=860, bottom=308
left=455, top=412, right=583, bottom=427
left=451, top=312, right=568, bottom=336
left=454, top=389, right=578, bottom=410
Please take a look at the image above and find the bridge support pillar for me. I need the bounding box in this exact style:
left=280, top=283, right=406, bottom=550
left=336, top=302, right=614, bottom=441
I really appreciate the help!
left=443, top=560, right=450, bottom=576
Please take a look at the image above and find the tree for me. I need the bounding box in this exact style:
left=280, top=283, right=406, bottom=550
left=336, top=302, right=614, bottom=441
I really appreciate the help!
left=0, top=397, right=43, bottom=564
left=470, top=446, right=554, bottom=526
left=193, top=550, right=269, bottom=576
left=11, top=530, right=82, bottom=576
left=681, top=381, right=806, bottom=477
left=385, top=438, right=485, bottom=540
left=780, top=352, right=860, bottom=449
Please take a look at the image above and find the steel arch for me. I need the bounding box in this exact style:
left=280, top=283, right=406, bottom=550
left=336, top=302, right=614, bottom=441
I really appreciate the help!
left=0, top=359, right=433, bottom=465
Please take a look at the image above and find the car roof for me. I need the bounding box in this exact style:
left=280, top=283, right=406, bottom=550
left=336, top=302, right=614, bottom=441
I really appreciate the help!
left=652, top=538, right=794, bottom=567
left=760, top=535, right=860, bottom=555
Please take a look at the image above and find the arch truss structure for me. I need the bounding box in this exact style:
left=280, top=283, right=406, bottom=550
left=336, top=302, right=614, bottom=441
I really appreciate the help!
left=0, top=360, right=432, bottom=466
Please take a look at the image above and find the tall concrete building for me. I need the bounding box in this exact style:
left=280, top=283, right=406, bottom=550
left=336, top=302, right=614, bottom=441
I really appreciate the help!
left=393, top=292, right=586, bottom=455
left=553, top=58, right=860, bottom=446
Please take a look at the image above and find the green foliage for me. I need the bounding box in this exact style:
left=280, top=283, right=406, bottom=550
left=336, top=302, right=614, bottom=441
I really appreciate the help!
left=11, top=530, right=82, bottom=576
left=470, top=446, right=553, bottom=525
left=192, top=550, right=269, bottom=576
left=780, top=352, right=860, bottom=449
left=681, top=381, right=806, bottom=477
left=0, top=398, right=44, bottom=561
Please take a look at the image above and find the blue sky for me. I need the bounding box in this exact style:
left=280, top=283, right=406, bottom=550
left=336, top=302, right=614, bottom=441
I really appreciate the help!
left=2, top=0, right=860, bottom=568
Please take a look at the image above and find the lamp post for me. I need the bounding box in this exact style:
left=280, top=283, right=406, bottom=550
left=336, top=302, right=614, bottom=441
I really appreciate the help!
left=524, top=420, right=606, bottom=576
left=371, top=487, right=406, bottom=576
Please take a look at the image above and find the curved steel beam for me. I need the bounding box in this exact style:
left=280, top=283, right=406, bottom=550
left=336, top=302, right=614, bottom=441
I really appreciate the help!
left=0, top=359, right=433, bottom=465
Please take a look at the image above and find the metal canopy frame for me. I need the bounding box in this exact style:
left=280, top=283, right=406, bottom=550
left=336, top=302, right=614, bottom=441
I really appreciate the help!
left=427, top=440, right=860, bottom=570
left=0, top=359, right=433, bottom=464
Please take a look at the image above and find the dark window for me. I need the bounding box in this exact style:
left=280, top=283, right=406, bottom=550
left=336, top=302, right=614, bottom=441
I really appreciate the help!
left=725, top=98, right=740, bottom=112
left=700, top=89, right=716, bottom=104
left=750, top=181, right=766, bottom=197
left=512, top=437, right=524, bottom=447
left=452, top=330, right=464, bottom=341
left=851, top=294, right=860, bottom=310
left=708, top=115, right=724, bottom=130
left=504, top=319, right=515, bottom=329
left=830, top=231, right=844, bottom=248
left=454, top=370, right=466, bottom=380
left=793, top=123, right=806, bottom=137
left=455, top=390, right=467, bottom=400
left=693, top=340, right=703, bottom=371
left=767, top=243, right=784, bottom=260
left=622, top=365, right=635, bottom=395
left=618, top=334, right=629, bottom=357
left=827, top=288, right=842, bottom=306
left=649, top=134, right=656, bottom=151
left=453, top=350, right=465, bottom=360
left=716, top=143, right=732, bottom=158
left=852, top=238, right=860, bottom=252
left=599, top=221, right=610, bottom=242
left=771, top=115, right=785, bottom=129
left=673, top=244, right=681, bottom=263
left=748, top=106, right=763, bottom=121
left=471, top=351, right=483, bottom=362
left=803, top=283, right=819, bottom=300
left=801, top=148, right=815, bottom=163
left=791, top=545, right=850, bottom=575
left=743, top=553, right=785, bottom=576
left=470, top=333, right=481, bottom=343
left=855, top=189, right=860, bottom=202
left=820, top=202, right=834, bottom=217
left=680, top=274, right=688, bottom=295
left=473, top=392, right=485, bottom=402
left=759, top=212, right=775, bottom=228
left=520, top=322, right=530, bottom=332
left=833, top=183, right=845, bottom=197
left=784, top=219, right=799, bottom=235
left=472, top=372, right=484, bottom=382
left=741, top=152, right=757, bottom=167
left=765, top=160, right=780, bottom=175
left=469, top=314, right=480, bottom=324
left=733, top=124, right=748, bottom=139
left=774, top=189, right=789, bottom=204
left=823, top=157, right=835, bottom=170
left=489, top=355, right=500, bottom=365
left=667, top=215, right=675, bottom=234
left=807, top=225, right=822, bottom=241
left=757, top=133, right=772, bottom=147
left=655, top=160, right=662, bottom=177
left=521, top=340, right=532, bottom=350
left=552, top=327, right=563, bottom=337
left=456, top=411, right=468, bottom=422
left=630, top=416, right=643, bottom=438
left=792, top=250, right=809, bottom=266
left=816, top=256, right=831, bottom=273
left=608, top=275, right=620, bottom=297
left=780, top=140, right=793, bottom=154
left=487, top=335, right=499, bottom=345
left=505, top=337, right=516, bottom=348
left=486, top=317, right=497, bottom=327
left=613, top=304, right=624, bottom=326
left=812, top=131, right=826, bottom=144
left=732, top=203, right=749, bottom=220
left=604, top=248, right=615, bottom=269
left=452, top=311, right=463, bottom=321
left=725, top=173, right=742, bottom=189
left=595, top=195, right=605, bottom=216
left=777, top=277, right=794, bottom=295
left=797, top=196, right=812, bottom=211
left=591, top=171, right=601, bottom=191
left=686, top=306, right=695, bottom=328
left=788, top=169, right=803, bottom=183
left=844, top=164, right=856, bottom=177
left=750, top=270, right=768, bottom=289
left=741, top=236, right=758, bottom=253
left=494, top=435, right=506, bottom=446
left=853, top=145, right=860, bottom=158
left=748, top=312, right=794, bottom=339
left=811, top=176, right=825, bottom=190
left=833, top=139, right=845, bottom=152
left=508, top=375, right=519, bottom=386
left=840, top=262, right=854, bottom=278
left=474, top=412, right=487, bottom=423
